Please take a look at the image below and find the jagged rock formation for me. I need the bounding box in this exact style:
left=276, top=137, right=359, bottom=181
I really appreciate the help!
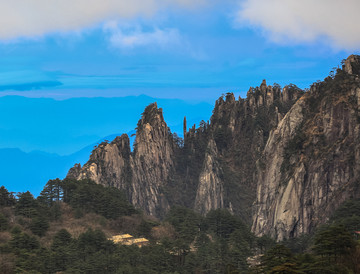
left=204, top=83, right=303, bottom=220
left=67, top=55, right=360, bottom=240
left=253, top=55, right=360, bottom=240
left=67, top=103, right=174, bottom=216
left=344, top=54, right=360, bottom=75
left=67, top=81, right=302, bottom=221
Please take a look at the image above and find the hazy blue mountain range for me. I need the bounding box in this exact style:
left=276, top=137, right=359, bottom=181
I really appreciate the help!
left=0, top=133, right=121, bottom=196
left=0, top=95, right=213, bottom=196
left=0, top=95, right=213, bottom=155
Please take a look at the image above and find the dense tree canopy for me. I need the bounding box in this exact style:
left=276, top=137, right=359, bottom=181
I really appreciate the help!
left=0, top=183, right=359, bottom=273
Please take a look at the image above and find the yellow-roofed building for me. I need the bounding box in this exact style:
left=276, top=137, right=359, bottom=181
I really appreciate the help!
left=130, top=238, right=149, bottom=247
left=109, top=234, right=149, bottom=247
left=108, top=234, right=133, bottom=244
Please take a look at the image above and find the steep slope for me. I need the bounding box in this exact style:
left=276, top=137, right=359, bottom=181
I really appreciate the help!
left=67, top=55, right=360, bottom=238
left=252, top=55, right=360, bottom=240
left=195, top=84, right=303, bottom=220
left=68, top=103, right=175, bottom=216
left=194, top=139, right=224, bottom=215
left=67, top=82, right=302, bottom=220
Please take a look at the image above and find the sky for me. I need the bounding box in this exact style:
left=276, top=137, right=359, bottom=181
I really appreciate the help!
left=1, top=0, right=360, bottom=193
left=0, top=0, right=360, bottom=154
left=0, top=0, right=359, bottom=102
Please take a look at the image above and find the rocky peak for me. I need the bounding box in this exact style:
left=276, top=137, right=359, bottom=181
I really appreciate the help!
left=343, top=54, right=360, bottom=75
left=260, top=79, right=267, bottom=92
left=134, top=102, right=174, bottom=161
left=130, top=102, right=175, bottom=216
left=136, top=102, right=164, bottom=129
left=67, top=163, right=82, bottom=179
left=246, top=81, right=303, bottom=110
left=84, top=134, right=131, bottom=168
left=66, top=102, right=175, bottom=217
left=112, top=134, right=130, bottom=147
left=225, top=92, right=236, bottom=103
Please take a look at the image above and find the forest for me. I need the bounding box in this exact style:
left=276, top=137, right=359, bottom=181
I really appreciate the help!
left=0, top=179, right=359, bottom=273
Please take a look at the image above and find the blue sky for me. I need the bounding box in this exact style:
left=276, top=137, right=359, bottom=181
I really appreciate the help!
left=1, top=0, right=360, bottom=193
left=0, top=0, right=360, bottom=154
left=0, top=0, right=359, bottom=102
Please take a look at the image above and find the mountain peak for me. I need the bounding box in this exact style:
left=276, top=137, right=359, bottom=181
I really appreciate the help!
left=137, top=102, right=165, bottom=129
left=343, top=54, right=360, bottom=75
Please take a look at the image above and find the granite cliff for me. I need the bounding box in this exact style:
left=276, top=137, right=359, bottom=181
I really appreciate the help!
left=68, top=103, right=175, bottom=216
left=67, top=55, right=360, bottom=240
left=252, top=55, right=360, bottom=240
left=67, top=81, right=302, bottom=220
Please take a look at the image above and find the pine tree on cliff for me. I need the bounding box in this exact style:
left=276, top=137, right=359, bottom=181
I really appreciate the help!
left=183, top=116, right=187, bottom=140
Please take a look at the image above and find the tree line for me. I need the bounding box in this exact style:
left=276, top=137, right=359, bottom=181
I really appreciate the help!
left=0, top=181, right=359, bottom=273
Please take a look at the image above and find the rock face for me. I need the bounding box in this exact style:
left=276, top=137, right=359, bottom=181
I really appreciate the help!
left=205, top=83, right=303, bottom=220
left=68, top=103, right=174, bottom=216
left=252, top=99, right=307, bottom=240
left=343, top=54, right=360, bottom=75
left=67, top=55, right=360, bottom=239
left=130, top=103, right=175, bottom=216
left=67, top=82, right=302, bottom=220
left=194, top=139, right=224, bottom=215
left=75, top=134, right=132, bottom=188
left=253, top=55, right=360, bottom=240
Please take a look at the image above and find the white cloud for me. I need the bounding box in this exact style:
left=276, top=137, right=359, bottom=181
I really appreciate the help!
left=0, top=0, right=205, bottom=40
left=103, top=21, right=209, bottom=60
left=104, top=22, right=181, bottom=49
left=236, top=0, right=360, bottom=50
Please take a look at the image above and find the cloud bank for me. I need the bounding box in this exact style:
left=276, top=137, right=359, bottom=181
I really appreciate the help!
left=0, top=0, right=205, bottom=39
left=104, top=22, right=181, bottom=50
left=0, top=70, right=62, bottom=90
left=236, top=0, right=360, bottom=50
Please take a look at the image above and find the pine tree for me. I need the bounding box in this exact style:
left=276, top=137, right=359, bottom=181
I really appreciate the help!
left=183, top=116, right=187, bottom=140
left=15, top=191, right=38, bottom=218
left=0, top=186, right=16, bottom=207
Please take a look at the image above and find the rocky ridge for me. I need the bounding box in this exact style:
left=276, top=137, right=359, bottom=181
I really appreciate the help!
left=252, top=55, right=360, bottom=240
left=67, top=55, right=360, bottom=240
left=67, top=80, right=302, bottom=220
left=68, top=103, right=174, bottom=216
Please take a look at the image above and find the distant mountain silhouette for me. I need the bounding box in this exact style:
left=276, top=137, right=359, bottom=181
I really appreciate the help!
left=0, top=132, right=131, bottom=196
left=0, top=94, right=213, bottom=155
left=0, top=95, right=212, bottom=195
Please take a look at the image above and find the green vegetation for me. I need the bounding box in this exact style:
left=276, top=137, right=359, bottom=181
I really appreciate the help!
left=253, top=225, right=358, bottom=273
left=61, top=179, right=137, bottom=219
left=280, top=122, right=306, bottom=178
left=167, top=119, right=210, bottom=209
left=1, top=182, right=359, bottom=273
left=330, top=199, right=360, bottom=232
left=252, top=199, right=360, bottom=273
left=0, top=182, right=259, bottom=273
